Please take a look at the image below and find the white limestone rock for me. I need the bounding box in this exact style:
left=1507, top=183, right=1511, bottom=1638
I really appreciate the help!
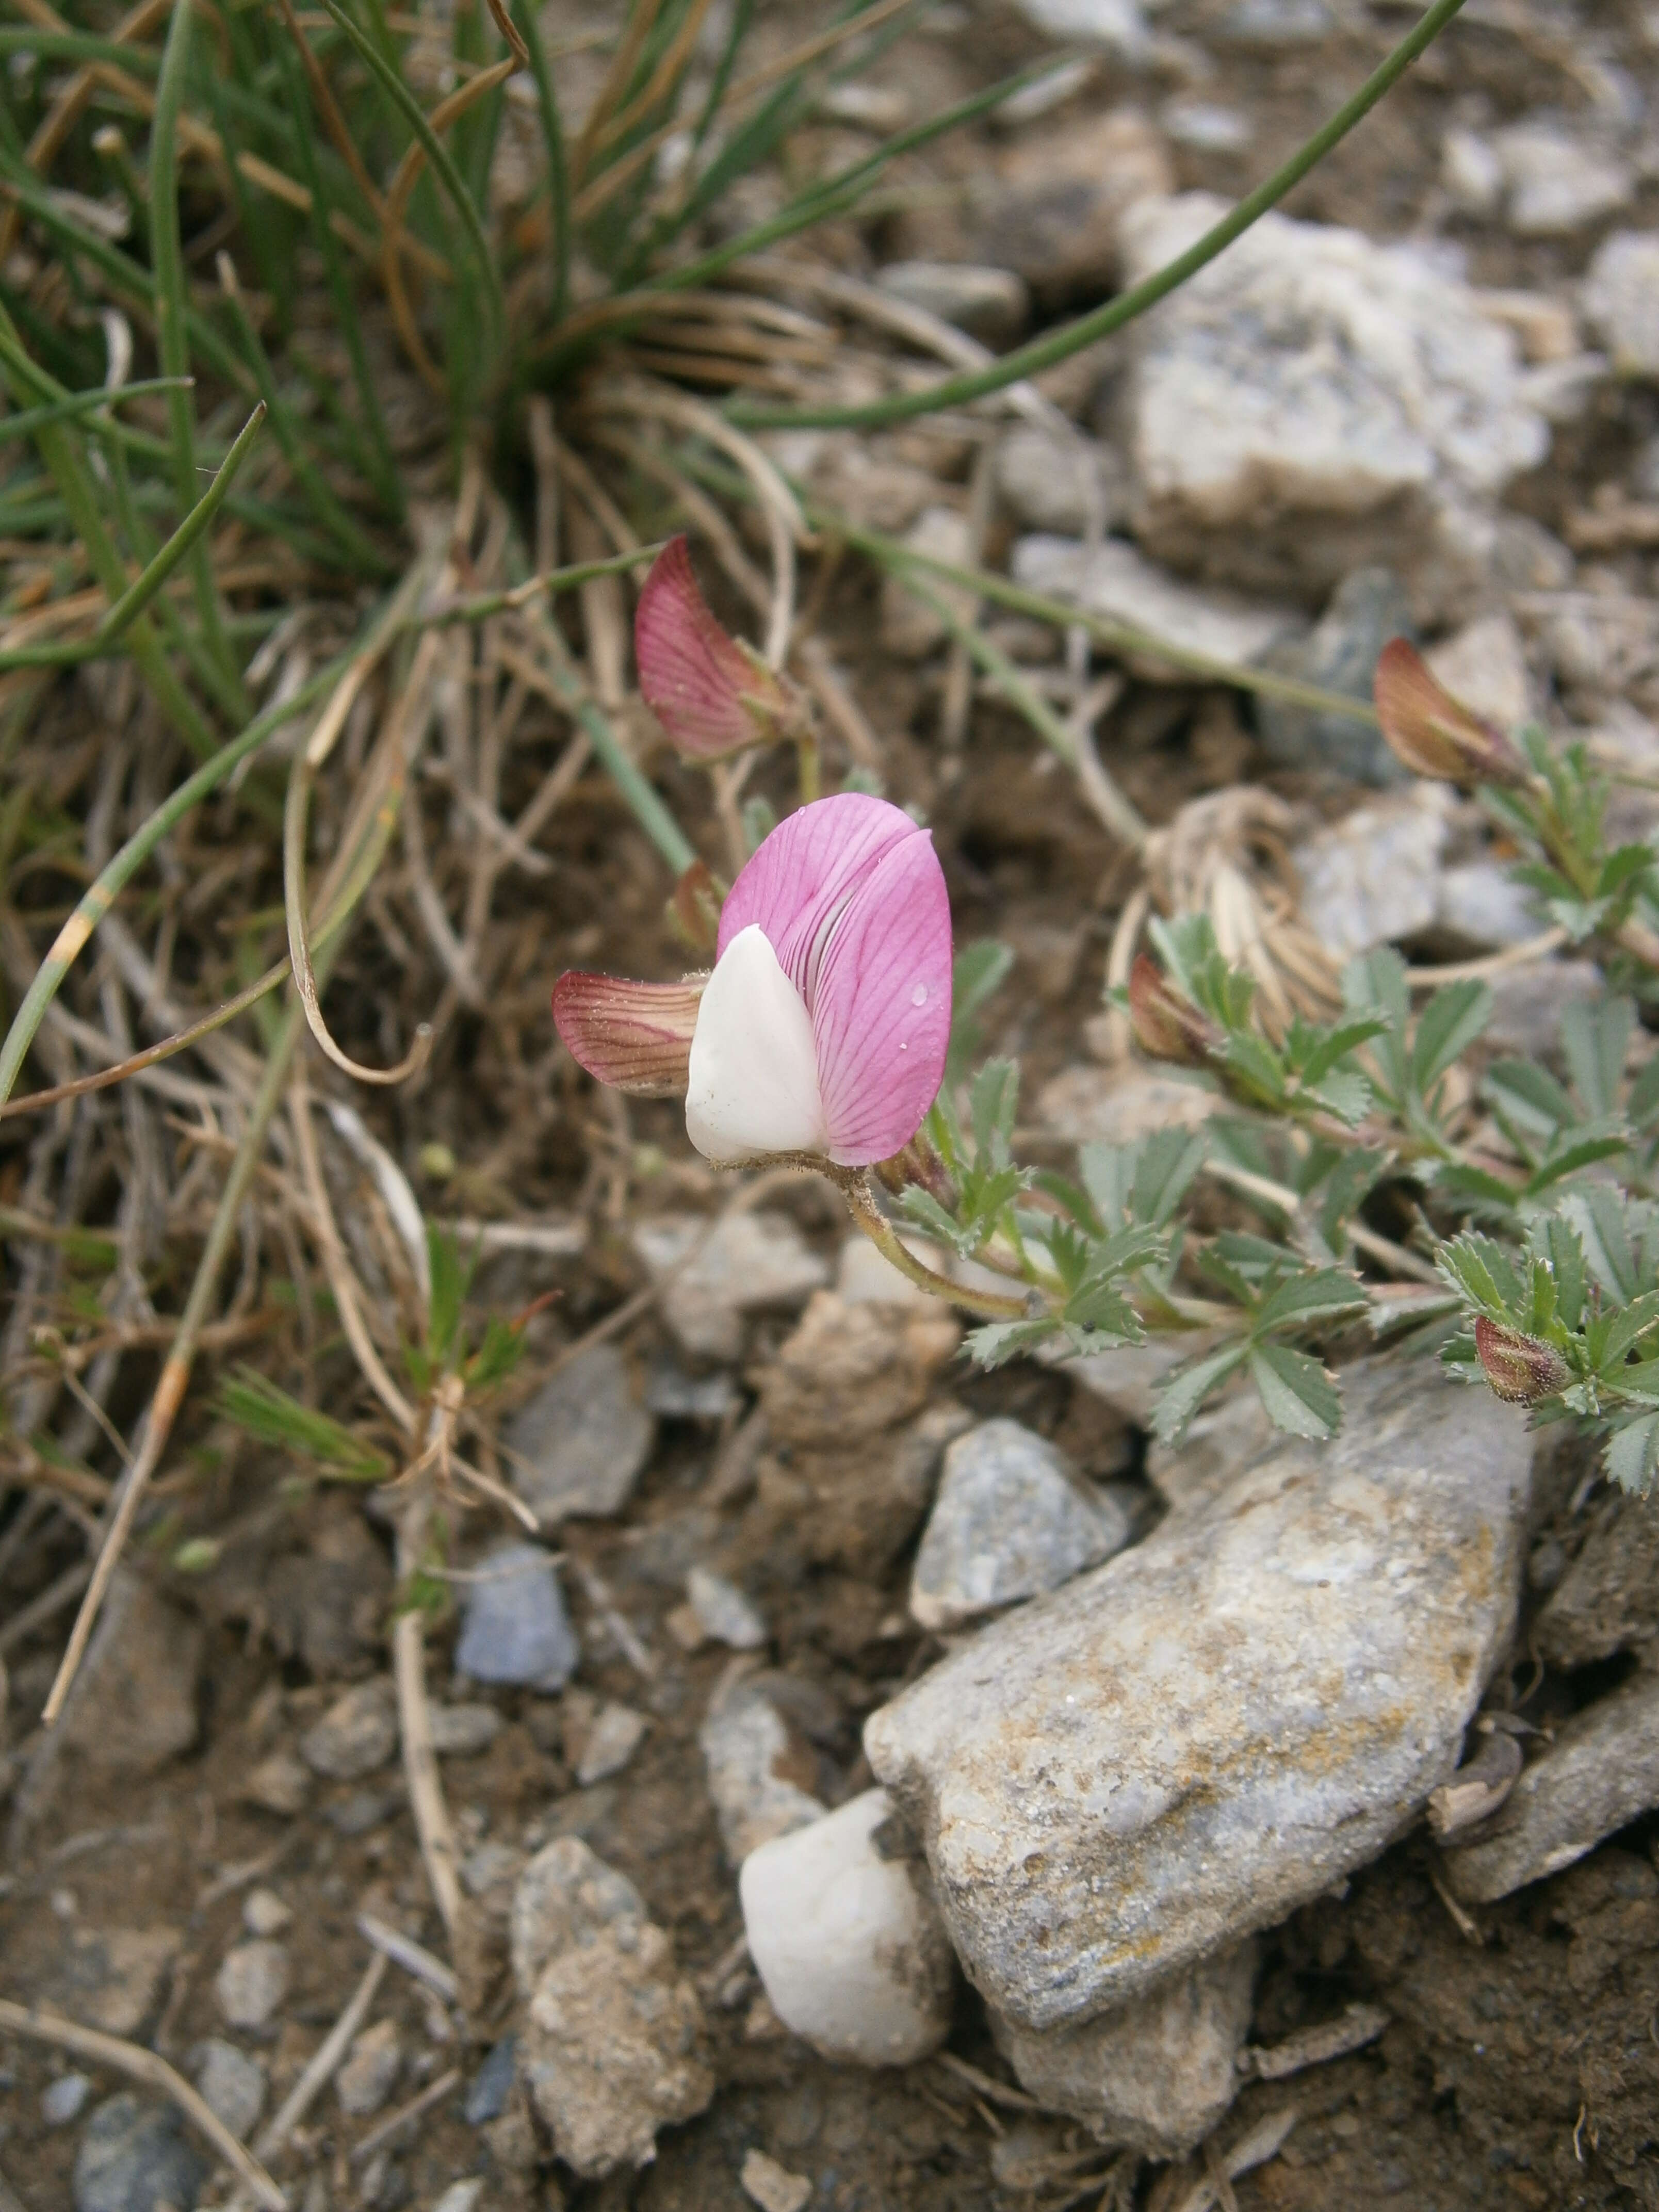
left=1584, top=231, right=1659, bottom=377
left=740, top=1790, right=956, bottom=2066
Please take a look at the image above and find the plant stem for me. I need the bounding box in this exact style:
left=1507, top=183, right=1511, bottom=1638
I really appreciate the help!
left=727, top=0, right=1470, bottom=431
left=841, top=1170, right=1034, bottom=1322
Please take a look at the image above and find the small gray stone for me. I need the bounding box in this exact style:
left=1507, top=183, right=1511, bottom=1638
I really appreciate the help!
left=506, top=1344, right=654, bottom=1527
left=1012, top=535, right=1301, bottom=682
left=242, top=1888, right=292, bottom=1938
left=42, top=2072, right=92, bottom=2126
left=242, top=1749, right=310, bottom=1816
left=299, top=1680, right=397, bottom=1781
left=700, top=1680, right=826, bottom=1866
left=876, top=261, right=1030, bottom=348
left=1442, top=1673, right=1659, bottom=1901
left=46, top=1927, right=181, bottom=2039
left=995, top=428, right=1127, bottom=538
left=336, top=2018, right=402, bottom=2117
left=74, top=2095, right=207, bottom=2212
left=511, top=1839, right=713, bottom=2176
left=644, top=1358, right=740, bottom=1420
left=429, top=1702, right=502, bottom=1757
left=1012, top=0, right=1146, bottom=52
left=1493, top=121, right=1633, bottom=237
left=1484, top=958, right=1603, bottom=1058
left=1218, top=0, right=1331, bottom=43
left=192, top=2039, right=266, bottom=2140
left=1257, top=568, right=1417, bottom=784
left=1443, top=126, right=1503, bottom=217
left=1434, top=861, right=1540, bottom=950
left=465, top=2035, right=517, bottom=2125
left=576, top=1702, right=648, bottom=1787
left=215, top=1940, right=289, bottom=2032
left=687, top=1566, right=768, bottom=1650
left=60, top=1572, right=203, bottom=1779
left=455, top=1541, right=578, bottom=1690
left=990, top=1943, right=1258, bottom=2155
left=866, top=1359, right=1532, bottom=2031
left=910, top=1421, right=1130, bottom=1632
left=1161, top=98, right=1254, bottom=153
left=1584, top=230, right=1659, bottom=377
left=325, top=1787, right=397, bottom=1836
left=1292, top=786, right=1454, bottom=962
left=1535, top=1485, right=1659, bottom=1668
left=431, top=2185, right=485, bottom=2212
left=633, top=1212, right=829, bottom=1361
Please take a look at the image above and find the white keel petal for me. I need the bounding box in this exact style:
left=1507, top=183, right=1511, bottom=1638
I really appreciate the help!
left=685, top=924, right=828, bottom=1164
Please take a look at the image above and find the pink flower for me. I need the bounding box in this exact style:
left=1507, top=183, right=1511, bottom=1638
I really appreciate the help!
left=635, top=536, right=806, bottom=759
left=551, top=793, right=952, bottom=1168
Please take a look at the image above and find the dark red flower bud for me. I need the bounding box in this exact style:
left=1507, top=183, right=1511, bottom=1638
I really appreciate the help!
left=1127, top=954, right=1222, bottom=1067
left=1473, top=1316, right=1570, bottom=1404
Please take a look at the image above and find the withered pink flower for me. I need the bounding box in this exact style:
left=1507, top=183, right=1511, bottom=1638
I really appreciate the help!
left=552, top=793, right=952, bottom=1168
left=1373, top=639, right=1530, bottom=792
left=1473, top=1316, right=1570, bottom=1404
left=635, top=536, right=806, bottom=759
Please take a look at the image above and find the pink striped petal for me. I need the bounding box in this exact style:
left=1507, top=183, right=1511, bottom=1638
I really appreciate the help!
left=552, top=972, right=703, bottom=1096
left=635, top=536, right=796, bottom=760
left=811, top=832, right=952, bottom=1164
left=717, top=792, right=920, bottom=1001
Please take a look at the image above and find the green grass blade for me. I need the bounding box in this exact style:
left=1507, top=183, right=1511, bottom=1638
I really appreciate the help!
left=728, top=0, right=1471, bottom=430
left=0, top=402, right=268, bottom=672
left=217, top=269, right=395, bottom=575
left=150, top=0, right=246, bottom=709
left=0, top=314, right=218, bottom=760
left=511, top=0, right=572, bottom=322
left=0, top=376, right=193, bottom=446
left=0, top=571, right=427, bottom=1110
left=313, top=0, right=506, bottom=365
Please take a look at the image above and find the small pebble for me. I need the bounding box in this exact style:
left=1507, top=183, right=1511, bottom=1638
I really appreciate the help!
left=299, top=1681, right=397, bottom=1782
left=665, top=1602, right=707, bottom=1653
left=741, top=2147, right=813, bottom=2212
left=242, top=1751, right=310, bottom=1816
left=740, top=1790, right=955, bottom=2067
left=464, top=2036, right=517, bottom=2127
left=42, top=2072, right=91, bottom=2126
left=454, top=1541, right=578, bottom=1690
left=242, top=1887, right=292, bottom=1938
left=576, top=1702, right=648, bottom=1787
left=428, top=1702, right=502, bottom=1757
left=215, top=1940, right=290, bottom=2032
left=336, top=2018, right=402, bottom=2118
left=687, top=1565, right=768, bottom=1650
left=73, top=2094, right=207, bottom=2212
left=431, top=2185, right=485, bottom=2212
left=192, top=2040, right=266, bottom=2140
left=324, top=1787, right=397, bottom=1836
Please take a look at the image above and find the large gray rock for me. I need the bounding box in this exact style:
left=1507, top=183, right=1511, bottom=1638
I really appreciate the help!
left=865, top=1360, right=1532, bottom=2030
left=1117, top=195, right=1550, bottom=617
left=1291, top=785, right=1455, bottom=962
left=990, top=1942, right=1258, bottom=2156
left=510, top=1837, right=713, bottom=2176
left=910, top=1420, right=1130, bottom=1631
left=506, top=1344, right=654, bottom=1527
left=633, top=1211, right=829, bottom=1361
left=1442, top=1674, right=1659, bottom=1902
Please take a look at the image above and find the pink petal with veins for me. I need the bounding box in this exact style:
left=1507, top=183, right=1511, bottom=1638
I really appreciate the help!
left=719, top=793, right=952, bottom=1164
left=812, top=832, right=952, bottom=1163
left=552, top=971, right=703, bottom=1096
left=635, top=536, right=788, bottom=760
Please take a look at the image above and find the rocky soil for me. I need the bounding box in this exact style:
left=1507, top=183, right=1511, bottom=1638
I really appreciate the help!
left=7, top=0, right=1659, bottom=2206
